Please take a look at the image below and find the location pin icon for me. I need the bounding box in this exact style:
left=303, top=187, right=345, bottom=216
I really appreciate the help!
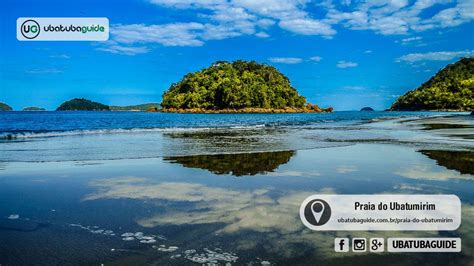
left=311, top=200, right=325, bottom=223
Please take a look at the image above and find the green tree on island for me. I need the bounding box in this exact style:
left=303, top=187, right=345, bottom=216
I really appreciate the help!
left=161, top=60, right=308, bottom=110
left=391, top=57, right=474, bottom=111
left=56, top=98, right=110, bottom=111
left=0, top=102, right=13, bottom=111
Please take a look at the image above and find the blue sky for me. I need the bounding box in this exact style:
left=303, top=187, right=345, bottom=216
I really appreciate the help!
left=1, top=0, right=473, bottom=110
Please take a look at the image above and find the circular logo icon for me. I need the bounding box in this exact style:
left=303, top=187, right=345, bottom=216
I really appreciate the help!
left=300, top=196, right=331, bottom=229
left=21, top=20, right=40, bottom=39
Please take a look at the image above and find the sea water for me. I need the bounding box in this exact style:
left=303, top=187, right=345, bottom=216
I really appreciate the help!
left=0, top=111, right=473, bottom=265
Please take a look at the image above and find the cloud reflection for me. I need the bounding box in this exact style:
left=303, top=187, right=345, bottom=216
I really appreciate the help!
left=395, top=164, right=472, bottom=181
left=84, top=176, right=473, bottom=260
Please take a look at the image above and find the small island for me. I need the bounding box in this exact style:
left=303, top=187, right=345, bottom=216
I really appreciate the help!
left=161, top=60, right=332, bottom=113
left=390, top=57, right=473, bottom=111
left=0, top=102, right=13, bottom=111
left=360, top=107, right=374, bottom=111
left=110, top=103, right=161, bottom=111
left=56, top=98, right=110, bottom=111
left=22, top=107, right=46, bottom=111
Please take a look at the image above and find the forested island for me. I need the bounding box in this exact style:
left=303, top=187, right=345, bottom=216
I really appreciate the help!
left=22, top=107, right=46, bottom=111
left=57, top=98, right=110, bottom=111
left=161, top=60, right=332, bottom=113
left=390, top=57, right=473, bottom=111
left=0, top=102, right=13, bottom=111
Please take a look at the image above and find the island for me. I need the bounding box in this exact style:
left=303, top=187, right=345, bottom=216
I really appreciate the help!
left=110, top=103, right=161, bottom=111
left=22, top=107, right=46, bottom=111
left=0, top=102, right=13, bottom=111
left=360, top=107, right=374, bottom=111
left=161, top=60, right=332, bottom=113
left=56, top=98, right=110, bottom=111
left=390, top=57, right=473, bottom=111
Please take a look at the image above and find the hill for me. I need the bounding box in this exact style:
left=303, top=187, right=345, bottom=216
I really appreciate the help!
left=56, top=98, right=110, bottom=111
left=22, top=107, right=46, bottom=111
left=0, top=102, right=13, bottom=111
left=390, top=57, right=474, bottom=111
left=161, top=60, right=330, bottom=113
left=110, top=103, right=161, bottom=111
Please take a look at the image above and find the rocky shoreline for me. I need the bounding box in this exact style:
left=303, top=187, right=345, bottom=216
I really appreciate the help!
left=159, top=105, right=333, bottom=114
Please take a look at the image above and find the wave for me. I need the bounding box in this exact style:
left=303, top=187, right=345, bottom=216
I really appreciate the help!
left=0, top=125, right=272, bottom=140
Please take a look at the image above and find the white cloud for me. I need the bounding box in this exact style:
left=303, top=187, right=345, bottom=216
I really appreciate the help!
left=397, top=36, right=424, bottom=46
left=232, top=0, right=309, bottom=21
left=49, top=54, right=70, bottom=59
left=342, top=86, right=366, bottom=91
left=149, top=0, right=226, bottom=9
left=326, top=0, right=474, bottom=35
left=279, top=18, right=336, bottom=36
left=255, top=31, right=270, bottom=38
left=401, top=36, right=422, bottom=43
left=256, top=18, right=275, bottom=28
left=26, top=68, right=63, bottom=74
left=336, top=60, right=358, bottom=68
left=111, top=23, right=205, bottom=46
left=97, top=0, right=474, bottom=55
left=268, top=57, right=303, bottom=64
left=396, top=50, right=474, bottom=62
left=310, top=56, right=322, bottom=62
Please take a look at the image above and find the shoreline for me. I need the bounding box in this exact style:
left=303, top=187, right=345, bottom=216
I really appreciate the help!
left=159, top=107, right=333, bottom=114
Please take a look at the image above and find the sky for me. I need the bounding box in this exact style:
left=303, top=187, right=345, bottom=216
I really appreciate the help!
left=0, top=0, right=473, bottom=111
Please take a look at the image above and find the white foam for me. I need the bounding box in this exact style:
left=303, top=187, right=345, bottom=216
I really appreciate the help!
left=153, top=245, right=179, bottom=252
left=140, top=239, right=157, bottom=244
left=7, top=214, right=19, bottom=219
left=185, top=248, right=238, bottom=264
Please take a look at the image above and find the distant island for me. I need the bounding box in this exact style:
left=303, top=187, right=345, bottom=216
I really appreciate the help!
left=110, top=103, right=161, bottom=112
left=57, top=98, right=110, bottom=111
left=56, top=99, right=162, bottom=112
left=390, top=57, right=473, bottom=111
left=0, top=102, right=13, bottom=111
left=360, top=107, right=374, bottom=111
left=22, top=107, right=46, bottom=111
left=161, top=60, right=332, bottom=113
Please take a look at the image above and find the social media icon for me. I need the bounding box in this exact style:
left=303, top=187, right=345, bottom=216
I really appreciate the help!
left=335, top=238, right=349, bottom=252
left=370, top=238, right=384, bottom=252
left=352, top=238, right=367, bottom=252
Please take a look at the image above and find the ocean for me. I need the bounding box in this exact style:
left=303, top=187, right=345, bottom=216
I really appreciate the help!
left=0, top=111, right=473, bottom=265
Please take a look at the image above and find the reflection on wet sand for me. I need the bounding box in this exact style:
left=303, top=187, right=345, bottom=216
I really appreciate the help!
left=163, top=150, right=295, bottom=176
left=421, top=123, right=474, bottom=130
left=420, top=150, right=474, bottom=175
left=84, top=176, right=473, bottom=263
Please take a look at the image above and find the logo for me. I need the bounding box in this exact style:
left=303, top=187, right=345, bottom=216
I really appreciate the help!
left=370, top=238, right=384, bottom=252
left=352, top=238, right=367, bottom=252
left=21, top=19, right=40, bottom=39
left=300, top=196, right=331, bottom=229
left=334, top=238, right=349, bottom=252
left=17, top=18, right=109, bottom=41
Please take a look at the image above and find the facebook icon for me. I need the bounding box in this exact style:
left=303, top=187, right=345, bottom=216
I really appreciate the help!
left=335, top=238, right=349, bottom=252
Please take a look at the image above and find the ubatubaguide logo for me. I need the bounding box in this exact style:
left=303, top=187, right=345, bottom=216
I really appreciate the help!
left=17, top=18, right=109, bottom=41
left=21, top=19, right=40, bottom=39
